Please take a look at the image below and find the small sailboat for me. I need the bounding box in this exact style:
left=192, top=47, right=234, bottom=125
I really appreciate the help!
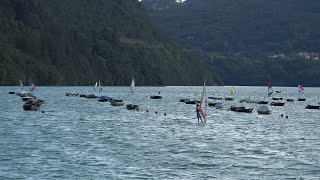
left=198, top=81, right=207, bottom=123
left=224, top=86, right=235, bottom=101
left=16, top=79, right=33, bottom=97
left=298, top=85, right=304, bottom=94
left=297, top=85, right=306, bottom=101
left=126, top=104, right=139, bottom=110
left=90, top=80, right=102, bottom=99
left=150, top=91, right=162, bottom=99
left=8, top=80, right=22, bottom=94
left=230, top=105, right=253, bottom=113
left=29, top=76, right=35, bottom=92
left=94, top=82, right=97, bottom=90
left=20, top=80, right=24, bottom=90
left=286, top=98, right=294, bottom=102
left=179, top=98, right=191, bottom=102
left=127, top=78, right=140, bottom=109
left=98, top=96, right=112, bottom=102
left=298, top=97, right=306, bottom=101
left=231, top=86, right=235, bottom=95
left=94, top=80, right=102, bottom=93
left=305, top=104, right=320, bottom=109
left=23, top=99, right=44, bottom=111
left=86, top=94, right=98, bottom=98
left=130, top=78, right=135, bottom=94
left=270, top=102, right=285, bottom=106
left=215, top=102, right=224, bottom=109
left=257, top=105, right=271, bottom=115
left=110, top=99, right=124, bottom=106
left=268, top=80, right=273, bottom=97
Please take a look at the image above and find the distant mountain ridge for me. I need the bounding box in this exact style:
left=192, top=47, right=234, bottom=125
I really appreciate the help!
left=143, top=0, right=320, bottom=53
left=142, top=0, right=320, bottom=86
left=0, top=0, right=221, bottom=86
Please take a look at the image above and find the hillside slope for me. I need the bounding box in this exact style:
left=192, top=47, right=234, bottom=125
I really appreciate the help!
left=143, top=0, right=320, bottom=53
left=142, top=0, right=320, bottom=86
left=0, top=0, right=221, bottom=86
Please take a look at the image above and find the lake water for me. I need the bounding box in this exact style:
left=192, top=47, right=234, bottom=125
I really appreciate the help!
left=1, top=86, right=320, bottom=179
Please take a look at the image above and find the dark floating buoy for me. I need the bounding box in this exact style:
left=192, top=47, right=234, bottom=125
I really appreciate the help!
left=155, top=111, right=158, bottom=114
left=146, top=110, right=148, bottom=112
left=286, top=116, right=288, bottom=118
left=281, top=114, right=284, bottom=117
left=42, top=111, right=45, bottom=113
left=164, top=113, right=167, bottom=116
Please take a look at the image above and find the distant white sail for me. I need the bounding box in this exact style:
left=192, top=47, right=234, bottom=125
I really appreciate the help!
left=19, top=80, right=24, bottom=90
left=94, top=82, right=98, bottom=91
left=29, top=76, right=35, bottom=91
left=94, top=81, right=102, bottom=92
left=98, top=80, right=102, bottom=93
left=130, top=78, right=135, bottom=94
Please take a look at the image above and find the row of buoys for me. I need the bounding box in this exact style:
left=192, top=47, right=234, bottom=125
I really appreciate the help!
left=66, top=92, right=168, bottom=115
left=280, top=114, right=288, bottom=118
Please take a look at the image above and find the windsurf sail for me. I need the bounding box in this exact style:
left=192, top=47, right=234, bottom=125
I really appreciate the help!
left=98, top=80, right=102, bottom=93
left=231, top=86, right=235, bottom=95
left=298, top=85, right=304, bottom=93
left=130, top=78, right=135, bottom=94
left=94, top=81, right=102, bottom=92
left=94, top=82, right=98, bottom=91
left=199, top=81, right=207, bottom=123
left=19, top=80, right=24, bottom=90
left=267, top=80, right=273, bottom=97
left=29, top=77, right=35, bottom=91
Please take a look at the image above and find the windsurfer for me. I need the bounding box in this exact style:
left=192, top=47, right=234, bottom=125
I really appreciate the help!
left=196, top=104, right=202, bottom=123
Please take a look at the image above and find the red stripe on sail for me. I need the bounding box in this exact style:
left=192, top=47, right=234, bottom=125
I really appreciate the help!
left=199, top=107, right=206, bottom=123
left=199, top=81, right=206, bottom=123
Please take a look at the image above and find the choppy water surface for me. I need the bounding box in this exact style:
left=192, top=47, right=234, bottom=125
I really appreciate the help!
left=1, top=86, right=320, bottom=179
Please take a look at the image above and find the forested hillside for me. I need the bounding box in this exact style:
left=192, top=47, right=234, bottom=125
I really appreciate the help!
left=143, top=0, right=320, bottom=53
left=205, top=54, right=320, bottom=87
left=0, top=0, right=221, bottom=86
left=142, top=0, right=320, bottom=86
left=143, top=0, right=320, bottom=52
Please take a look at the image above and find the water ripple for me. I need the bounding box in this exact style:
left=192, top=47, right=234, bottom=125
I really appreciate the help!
left=1, top=86, right=320, bottom=179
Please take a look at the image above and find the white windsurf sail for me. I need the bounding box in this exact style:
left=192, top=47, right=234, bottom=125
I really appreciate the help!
left=130, top=78, right=135, bottom=94
left=199, top=81, right=207, bottom=123
left=98, top=80, right=102, bottom=93
left=29, top=76, right=35, bottom=91
left=94, top=82, right=98, bottom=91
left=19, top=80, right=24, bottom=90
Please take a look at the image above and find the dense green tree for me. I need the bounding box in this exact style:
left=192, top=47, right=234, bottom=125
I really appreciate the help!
left=142, top=0, right=320, bottom=86
left=0, top=0, right=221, bottom=86
left=143, top=0, right=320, bottom=53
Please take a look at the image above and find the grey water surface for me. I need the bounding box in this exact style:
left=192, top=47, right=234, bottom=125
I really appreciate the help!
left=1, top=86, right=320, bottom=179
